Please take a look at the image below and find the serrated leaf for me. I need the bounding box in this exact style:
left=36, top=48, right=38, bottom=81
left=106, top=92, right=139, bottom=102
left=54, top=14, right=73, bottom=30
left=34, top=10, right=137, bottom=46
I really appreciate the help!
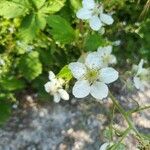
left=48, top=0, right=66, bottom=14
left=18, top=51, right=42, bottom=80
left=47, top=15, right=75, bottom=44
left=0, top=0, right=28, bottom=18
left=19, top=14, right=38, bottom=42
left=84, top=33, right=106, bottom=51
left=19, top=13, right=46, bottom=42
left=57, top=65, right=72, bottom=81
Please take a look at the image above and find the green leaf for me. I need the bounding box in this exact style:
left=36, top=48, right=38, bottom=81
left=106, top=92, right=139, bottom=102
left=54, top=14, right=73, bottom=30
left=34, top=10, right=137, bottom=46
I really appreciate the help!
left=32, top=75, right=50, bottom=101
left=0, top=77, right=25, bottom=91
left=57, top=65, right=72, bottom=81
left=0, top=102, right=11, bottom=126
left=36, top=12, right=47, bottom=30
left=19, top=13, right=46, bottom=42
left=18, top=51, right=42, bottom=80
left=48, top=0, right=66, bottom=14
left=0, top=0, right=28, bottom=18
left=111, top=143, right=126, bottom=150
left=47, top=15, right=75, bottom=44
left=70, top=0, right=81, bottom=12
left=84, top=33, right=106, bottom=51
left=103, top=128, right=112, bottom=140
left=19, top=14, right=38, bottom=42
left=38, top=48, right=53, bottom=67
left=31, top=0, right=46, bottom=9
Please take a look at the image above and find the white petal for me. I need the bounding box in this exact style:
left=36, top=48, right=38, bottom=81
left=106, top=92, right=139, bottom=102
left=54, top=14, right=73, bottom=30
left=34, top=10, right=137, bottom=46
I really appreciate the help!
left=100, top=13, right=114, bottom=25
left=53, top=93, right=61, bottom=103
left=85, top=52, right=102, bottom=69
left=58, top=89, right=69, bottom=100
left=69, top=62, right=87, bottom=79
left=132, top=64, right=138, bottom=72
left=98, top=5, right=104, bottom=14
left=90, top=82, right=108, bottom=99
left=97, top=45, right=112, bottom=56
left=104, top=45, right=112, bottom=54
left=97, top=47, right=105, bottom=57
left=133, top=77, right=144, bottom=91
left=48, top=71, right=55, bottom=80
left=89, top=16, right=102, bottom=31
left=44, top=81, right=53, bottom=93
left=110, top=55, right=117, bottom=64
left=137, top=59, right=144, bottom=75
left=82, top=0, right=95, bottom=9
left=99, top=142, right=113, bottom=150
left=76, top=8, right=92, bottom=19
left=72, top=80, right=90, bottom=98
left=100, top=67, right=119, bottom=84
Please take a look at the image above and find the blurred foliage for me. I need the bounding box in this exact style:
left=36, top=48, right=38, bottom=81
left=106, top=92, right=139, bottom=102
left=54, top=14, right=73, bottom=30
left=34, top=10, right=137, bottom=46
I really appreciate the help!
left=0, top=0, right=150, bottom=124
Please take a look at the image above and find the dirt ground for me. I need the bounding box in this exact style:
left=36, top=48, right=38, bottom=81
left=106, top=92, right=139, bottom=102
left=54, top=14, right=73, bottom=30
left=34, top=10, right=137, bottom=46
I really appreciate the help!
left=0, top=87, right=149, bottom=150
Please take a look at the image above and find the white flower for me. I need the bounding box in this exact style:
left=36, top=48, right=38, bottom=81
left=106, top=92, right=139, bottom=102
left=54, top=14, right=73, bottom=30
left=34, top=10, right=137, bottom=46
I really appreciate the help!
left=44, top=71, right=69, bottom=103
left=97, top=45, right=117, bottom=67
left=69, top=53, right=118, bottom=99
left=99, top=142, right=113, bottom=150
left=76, top=0, right=114, bottom=31
left=133, top=59, right=149, bottom=91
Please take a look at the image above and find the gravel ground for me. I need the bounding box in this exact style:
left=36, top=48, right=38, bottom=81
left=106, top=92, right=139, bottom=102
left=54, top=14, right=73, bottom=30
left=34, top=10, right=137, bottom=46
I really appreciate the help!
left=0, top=88, right=149, bottom=150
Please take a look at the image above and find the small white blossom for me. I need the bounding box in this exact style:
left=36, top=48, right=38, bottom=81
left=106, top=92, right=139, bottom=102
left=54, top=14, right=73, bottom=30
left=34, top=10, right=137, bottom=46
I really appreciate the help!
left=0, top=59, right=5, bottom=66
left=8, top=26, right=15, bottom=33
left=113, top=40, right=121, bottom=46
left=99, top=142, right=113, bottom=150
left=12, top=104, right=18, bottom=109
left=16, top=40, right=34, bottom=52
left=26, top=45, right=34, bottom=52
left=97, top=45, right=117, bottom=67
left=69, top=53, right=118, bottom=100
left=76, top=0, right=114, bottom=31
left=133, top=59, right=149, bottom=91
left=44, top=71, right=69, bottom=103
left=122, top=21, right=127, bottom=25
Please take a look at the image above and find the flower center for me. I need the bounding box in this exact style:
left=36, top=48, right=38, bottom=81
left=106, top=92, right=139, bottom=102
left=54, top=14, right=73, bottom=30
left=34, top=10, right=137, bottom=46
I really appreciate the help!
left=85, top=69, right=99, bottom=84
left=49, top=80, right=62, bottom=94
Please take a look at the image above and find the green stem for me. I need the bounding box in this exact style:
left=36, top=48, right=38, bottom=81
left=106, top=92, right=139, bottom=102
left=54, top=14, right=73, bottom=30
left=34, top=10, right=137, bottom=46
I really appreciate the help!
left=111, top=127, right=131, bottom=150
left=109, top=104, right=115, bottom=141
left=129, top=105, right=150, bottom=114
left=109, top=92, right=143, bottom=139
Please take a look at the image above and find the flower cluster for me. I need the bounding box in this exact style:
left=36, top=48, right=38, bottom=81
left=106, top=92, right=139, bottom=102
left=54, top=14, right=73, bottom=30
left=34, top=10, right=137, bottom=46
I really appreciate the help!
left=44, top=0, right=149, bottom=103
left=44, top=71, right=69, bottom=103
left=132, top=59, right=149, bottom=91
left=69, top=46, right=118, bottom=100
left=76, top=0, right=114, bottom=31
